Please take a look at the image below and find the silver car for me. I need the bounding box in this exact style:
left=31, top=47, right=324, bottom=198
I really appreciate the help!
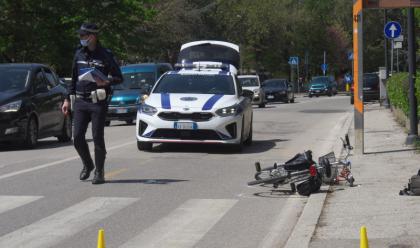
left=238, top=75, right=266, bottom=108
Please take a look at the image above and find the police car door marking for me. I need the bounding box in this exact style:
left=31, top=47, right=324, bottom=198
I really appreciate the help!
left=202, top=94, right=223, bottom=110
left=161, top=93, right=171, bottom=109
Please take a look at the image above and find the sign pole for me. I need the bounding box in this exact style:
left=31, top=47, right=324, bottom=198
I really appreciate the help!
left=390, top=39, right=394, bottom=74
left=353, top=0, right=364, bottom=154
left=406, top=7, right=419, bottom=144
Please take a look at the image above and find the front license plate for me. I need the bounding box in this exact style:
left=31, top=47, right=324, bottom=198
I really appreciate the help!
left=315, top=90, right=321, bottom=93
left=174, top=122, right=197, bottom=130
left=116, top=108, right=128, bottom=114
left=267, top=95, right=274, bottom=99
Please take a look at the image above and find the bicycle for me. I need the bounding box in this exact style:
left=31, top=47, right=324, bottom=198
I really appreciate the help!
left=247, top=135, right=355, bottom=195
left=247, top=150, right=331, bottom=196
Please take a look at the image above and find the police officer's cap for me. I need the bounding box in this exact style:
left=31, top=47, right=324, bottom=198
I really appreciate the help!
left=77, top=23, right=100, bottom=35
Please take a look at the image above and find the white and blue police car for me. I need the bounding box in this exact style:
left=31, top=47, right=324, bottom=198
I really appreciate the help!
left=135, top=41, right=253, bottom=151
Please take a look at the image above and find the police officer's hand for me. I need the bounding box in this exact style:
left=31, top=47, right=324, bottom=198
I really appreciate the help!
left=62, top=100, right=70, bottom=115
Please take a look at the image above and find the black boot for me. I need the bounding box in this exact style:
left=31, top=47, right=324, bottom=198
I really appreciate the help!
left=79, top=162, right=94, bottom=181
left=92, top=170, right=105, bottom=184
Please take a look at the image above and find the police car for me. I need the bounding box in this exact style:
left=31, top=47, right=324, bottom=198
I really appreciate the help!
left=136, top=41, right=253, bottom=151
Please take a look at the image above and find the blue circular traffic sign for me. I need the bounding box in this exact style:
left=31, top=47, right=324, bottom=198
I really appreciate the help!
left=384, top=21, right=402, bottom=39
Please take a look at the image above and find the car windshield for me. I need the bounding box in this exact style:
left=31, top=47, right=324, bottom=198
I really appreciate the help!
left=153, top=74, right=235, bottom=95
left=311, top=77, right=329, bottom=85
left=264, top=80, right=287, bottom=88
left=363, top=74, right=379, bottom=87
left=115, top=71, right=155, bottom=91
left=238, top=77, right=259, bottom=87
left=0, top=68, right=29, bottom=93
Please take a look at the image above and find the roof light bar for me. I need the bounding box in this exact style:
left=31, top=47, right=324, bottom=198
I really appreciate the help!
left=174, top=62, right=230, bottom=71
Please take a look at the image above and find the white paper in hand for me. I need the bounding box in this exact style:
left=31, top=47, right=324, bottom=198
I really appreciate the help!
left=78, top=68, right=108, bottom=84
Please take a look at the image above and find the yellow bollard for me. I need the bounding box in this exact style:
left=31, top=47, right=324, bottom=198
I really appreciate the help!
left=97, top=229, right=105, bottom=248
left=360, top=226, right=369, bottom=248
left=346, top=83, right=350, bottom=92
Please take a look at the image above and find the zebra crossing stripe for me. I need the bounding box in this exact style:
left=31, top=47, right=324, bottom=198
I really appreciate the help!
left=120, top=199, right=237, bottom=248
left=0, top=196, right=43, bottom=215
left=0, top=197, right=138, bottom=248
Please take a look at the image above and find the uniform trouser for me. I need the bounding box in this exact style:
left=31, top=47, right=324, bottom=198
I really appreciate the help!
left=73, top=98, right=107, bottom=172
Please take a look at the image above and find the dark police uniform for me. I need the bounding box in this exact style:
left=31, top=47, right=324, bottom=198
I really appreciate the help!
left=67, top=27, right=123, bottom=184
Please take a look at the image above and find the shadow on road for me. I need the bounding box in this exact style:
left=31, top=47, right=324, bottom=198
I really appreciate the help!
left=364, top=148, right=419, bottom=155
left=150, top=138, right=288, bottom=154
left=0, top=138, right=83, bottom=151
left=104, top=179, right=188, bottom=184
left=252, top=190, right=307, bottom=198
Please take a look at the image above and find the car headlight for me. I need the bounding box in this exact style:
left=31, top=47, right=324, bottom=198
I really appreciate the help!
left=140, top=103, right=157, bottom=116
left=216, top=104, right=243, bottom=117
left=253, top=89, right=259, bottom=93
left=0, top=100, right=22, bottom=113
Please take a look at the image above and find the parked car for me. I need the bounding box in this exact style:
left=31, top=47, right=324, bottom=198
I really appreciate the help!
left=308, top=76, right=337, bottom=97
left=106, top=63, right=173, bottom=126
left=350, top=73, right=380, bottom=104
left=0, top=64, right=72, bottom=148
left=261, top=79, right=294, bottom=103
left=238, top=75, right=266, bottom=108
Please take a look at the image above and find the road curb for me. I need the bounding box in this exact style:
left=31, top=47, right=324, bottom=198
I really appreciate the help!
left=283, top=111, right=353, bottom=248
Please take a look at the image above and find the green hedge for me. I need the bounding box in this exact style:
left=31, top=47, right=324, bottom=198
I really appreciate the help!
left=386, top=72, right=420, bottom=117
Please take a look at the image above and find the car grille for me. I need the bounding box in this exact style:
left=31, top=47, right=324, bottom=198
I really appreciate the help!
left=158, top=112, right=214, bottom=122
left=151, top=129, right=221, bottom=140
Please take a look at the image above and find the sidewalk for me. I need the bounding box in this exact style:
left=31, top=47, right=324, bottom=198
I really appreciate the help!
left=310, top=104, right=420, bottom=247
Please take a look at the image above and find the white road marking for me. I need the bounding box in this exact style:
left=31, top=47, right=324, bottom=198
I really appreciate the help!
left=258, top=197, right=306, bottom=248
left=0, top=140, right=135, bottom=181
left=0, top=196, right=43, bottom=215
left=0, top=197, right=138, bottom=248
left=120, top=199, right=238, bottom=248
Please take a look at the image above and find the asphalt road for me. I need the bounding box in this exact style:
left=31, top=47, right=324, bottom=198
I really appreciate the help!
left=0, top=95, right=352, bottom=248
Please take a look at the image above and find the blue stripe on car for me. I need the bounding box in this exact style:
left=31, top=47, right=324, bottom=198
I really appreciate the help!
left=202, top=94, right=223, bottom=110
left=161, top=93, right=171, bottom=109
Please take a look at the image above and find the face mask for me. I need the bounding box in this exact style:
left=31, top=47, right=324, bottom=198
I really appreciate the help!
left=80, top=38, right=90, bottom=47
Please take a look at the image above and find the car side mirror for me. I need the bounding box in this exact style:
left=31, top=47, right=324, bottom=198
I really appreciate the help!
left=242, top=89, right=254, bottom=99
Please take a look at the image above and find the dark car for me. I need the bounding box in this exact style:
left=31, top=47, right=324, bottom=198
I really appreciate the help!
left=0, top=64, right=72, bottom=147
left=106, top=63, right=173, bottom=125
left=350, top=73, right=380, bottom=104
left=308, top=76, right=337, bottom=97
left=262, top=79, right=294, bottom=103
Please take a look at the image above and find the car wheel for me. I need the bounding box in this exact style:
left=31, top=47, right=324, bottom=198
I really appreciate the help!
left=105, top=121, right=111, bottom=126
left=24, top=117, right=38, bottom=148
left=244, top=118, right=253, bottom=146
left=137, top=141, right=152, bottom=151
left=126, top=119, right=134, bottom=125
left=258, top=102, right=266, bottom=108
left=290, top=98, right=295, bottom=103
left=309, top=94, right=313, bottom=98
left=57, top=115, right=72, bottom=142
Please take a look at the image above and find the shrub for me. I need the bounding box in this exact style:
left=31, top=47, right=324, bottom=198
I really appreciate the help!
left=386, top=72, right=420, bottom=117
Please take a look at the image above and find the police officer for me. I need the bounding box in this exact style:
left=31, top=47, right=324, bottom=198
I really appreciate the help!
left=62, top=23, right=123, bottom=184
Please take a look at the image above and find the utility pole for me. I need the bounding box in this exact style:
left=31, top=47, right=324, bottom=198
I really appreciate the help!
left=406, top=8, right=419, bottom=144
